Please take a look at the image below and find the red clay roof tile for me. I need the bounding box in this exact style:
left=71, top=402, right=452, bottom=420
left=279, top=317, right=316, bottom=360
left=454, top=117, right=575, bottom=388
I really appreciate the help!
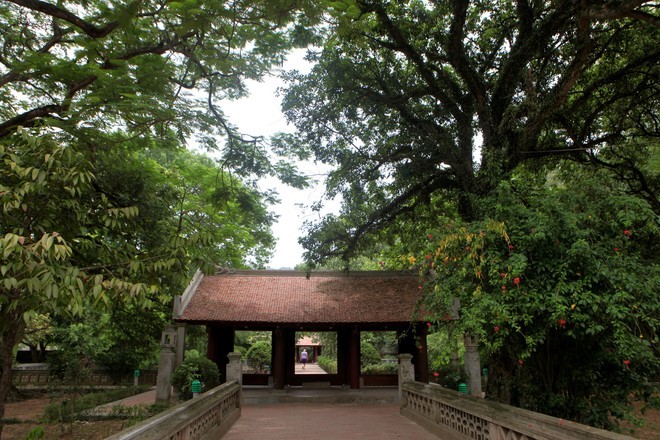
left=176, top=270, right=424, bottom=325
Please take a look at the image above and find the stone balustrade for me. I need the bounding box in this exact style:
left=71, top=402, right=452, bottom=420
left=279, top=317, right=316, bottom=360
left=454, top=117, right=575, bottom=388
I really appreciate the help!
left=400, top=381, right=634, bottom=440
left=106, top=381, right=241, bottom=440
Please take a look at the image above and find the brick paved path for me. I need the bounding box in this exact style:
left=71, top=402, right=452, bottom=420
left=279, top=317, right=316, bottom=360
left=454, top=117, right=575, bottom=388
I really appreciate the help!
left=222, top=403, right=439, bottom=440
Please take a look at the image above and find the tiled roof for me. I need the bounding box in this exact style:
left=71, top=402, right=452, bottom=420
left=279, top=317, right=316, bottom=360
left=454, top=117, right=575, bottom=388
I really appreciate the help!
left=176, top=270, right=424, bottom=325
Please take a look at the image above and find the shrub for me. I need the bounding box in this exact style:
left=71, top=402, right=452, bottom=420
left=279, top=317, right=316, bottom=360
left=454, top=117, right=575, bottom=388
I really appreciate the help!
left=245, top=341, right=271, bottom=373
left=171, top=355, right=221, bottom=400
left=360, top=341, right=381, bottom=368
left=43, top=386, right=151, bottom=422
left=362, top=363, right=398, bottom=375
left=317, top=355, right=337, bottom=374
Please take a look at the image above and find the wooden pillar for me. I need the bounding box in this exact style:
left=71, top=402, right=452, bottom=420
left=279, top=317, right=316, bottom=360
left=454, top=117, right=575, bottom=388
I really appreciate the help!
left=207, top=326, right=234, bottom=383
left=415, top=323, right=429, bottom=383
left=349, top=326, right=360, bottom=389
left=337, top=328, right=350, bottom=386
left=206, top=325, right=220, bottom=365
left=398, top=324, right=429, bottom=383
left=285, top=329, right=296, bottom=380
left=273, top=328, right=286, bottom=389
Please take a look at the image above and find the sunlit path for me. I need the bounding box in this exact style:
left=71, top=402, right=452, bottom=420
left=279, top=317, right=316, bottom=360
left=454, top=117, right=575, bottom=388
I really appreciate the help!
left=294, top=362, right=326, bottom=374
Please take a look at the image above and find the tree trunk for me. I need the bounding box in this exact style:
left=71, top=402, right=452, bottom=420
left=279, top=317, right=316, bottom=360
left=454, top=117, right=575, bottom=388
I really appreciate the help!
left=0, top=309, right=26, bottom=440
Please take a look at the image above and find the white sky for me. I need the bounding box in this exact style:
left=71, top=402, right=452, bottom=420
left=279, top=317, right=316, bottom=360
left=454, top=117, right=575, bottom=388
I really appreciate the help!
left=221, top=50, right=337, bottom=269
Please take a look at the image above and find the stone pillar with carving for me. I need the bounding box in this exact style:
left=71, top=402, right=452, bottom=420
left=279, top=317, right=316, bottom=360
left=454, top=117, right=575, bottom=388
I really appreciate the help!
left=398, top=353, right=414, bottom=403
left=226, top=352, right=243, bottom=385
left=175, top=323, right=186, bottom=369
left=463, top=334, right=482, bottom=397
left=155, top=325, right=177, bottom=403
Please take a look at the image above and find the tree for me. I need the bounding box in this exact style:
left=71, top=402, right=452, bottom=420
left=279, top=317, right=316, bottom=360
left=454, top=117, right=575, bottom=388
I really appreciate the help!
left=410, top=164, right=658, bottom=428
left=0, top=1, right=320, bottom=433
left=280, top=0, right=658, bottom=263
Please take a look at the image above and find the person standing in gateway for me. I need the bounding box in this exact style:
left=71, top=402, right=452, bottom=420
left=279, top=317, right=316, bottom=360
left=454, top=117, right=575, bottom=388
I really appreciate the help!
left=301, top=349, right=308, bottom=370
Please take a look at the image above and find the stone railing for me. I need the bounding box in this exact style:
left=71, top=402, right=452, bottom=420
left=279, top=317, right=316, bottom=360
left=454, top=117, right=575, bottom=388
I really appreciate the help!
left=12, top=367, right=158, bottom=388
left=106, top=381, right=241, bottom=440
left=401, top=381, right=635, bottom=440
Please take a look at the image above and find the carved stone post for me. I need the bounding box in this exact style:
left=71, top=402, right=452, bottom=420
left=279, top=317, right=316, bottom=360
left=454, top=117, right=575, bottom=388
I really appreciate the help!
left=175, top=323, right=186, bottom=369
left=463, top=334, right=482, bottom=397
left=398, top=353, right=414, bottom=403
left=155, top=325, right=177, bottom=403
left=226, top=352, right=243, bottom=385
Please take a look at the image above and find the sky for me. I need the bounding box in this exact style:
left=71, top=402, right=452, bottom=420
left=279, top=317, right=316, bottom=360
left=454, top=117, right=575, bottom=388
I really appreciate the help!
left=220, top=50, right=336, bottom=269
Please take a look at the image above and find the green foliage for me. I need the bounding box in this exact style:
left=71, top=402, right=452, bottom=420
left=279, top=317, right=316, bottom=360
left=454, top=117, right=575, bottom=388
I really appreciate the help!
left=360, top=340, right=381, bottom=368
left=430, top=366, right=468, bottom=391
left=171, top=354, right=221, bottom=400
left=317, top=355, right=337, bottom=374
left=427, top=329, right=464, bottom=372
left=25, top=426, right=45, bottom=440
left=281, top=1, right=658, bottom=265
left=245, top=341, right=272, bottom=374
left=417, top=166, right=658, bottom=428
left=43, top=387, right=151, bottom=422
left=362, top=331, right=398, bottom=357
left=361, top=363, right=397, bottom=375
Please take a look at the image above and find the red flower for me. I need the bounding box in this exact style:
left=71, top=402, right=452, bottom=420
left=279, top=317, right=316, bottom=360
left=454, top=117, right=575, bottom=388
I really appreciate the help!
left=518, top=359, right=524, bottom=366
left=427, top=234, right=433, bottom=239
left=509, top=244, right=514, bottom=251
left=614, top=247, right=620, bottom=252
left=501, top=285, right=507, bottom=292
left=624, top=229, right=631, bottom=236
left=557, top=318, right=567, bottom=328
left=418, top=285, right=423, bottom=290
left=623, top=359, right=631, bottom=368
left=433, top=371, right=440, bottom=377
left=500, top=272, right=507, bottom=278
left=513, top=277, right=521, bottom=286
left=426, top=254, right=432, bottom=260
left=494, top=325, right=500, bottom=332
left=427, top=322, right=432, bottom=328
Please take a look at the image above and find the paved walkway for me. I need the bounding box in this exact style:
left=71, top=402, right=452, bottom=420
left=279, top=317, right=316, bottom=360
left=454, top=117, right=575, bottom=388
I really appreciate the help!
left=222, top=403, right=439, bottom=440
left=294, top=362, right=326, bottom=374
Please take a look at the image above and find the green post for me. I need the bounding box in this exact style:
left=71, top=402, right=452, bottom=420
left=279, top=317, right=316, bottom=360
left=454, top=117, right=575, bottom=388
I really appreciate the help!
left=191, top=379, right=201, bottom=398
left=133, top=369, right=140, bottom=387
left=458, top=382, right=468, bottom=394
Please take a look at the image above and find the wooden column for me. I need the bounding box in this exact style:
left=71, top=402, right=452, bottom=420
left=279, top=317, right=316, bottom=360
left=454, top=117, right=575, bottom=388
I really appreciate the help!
left=349, top=326, right=360, bottom=389
left=415, top=323, right=429, bottom=383
left=207, top=326, right=234, bottom=383
left=285, top=329, right=296, bottom=380
left=272, top=328, right=286, bottom=389
left=337, top=328, right=350, bottom=386
left=206, top=325, right=220, bottom=366
left=398, top=325, right=429, bottom=383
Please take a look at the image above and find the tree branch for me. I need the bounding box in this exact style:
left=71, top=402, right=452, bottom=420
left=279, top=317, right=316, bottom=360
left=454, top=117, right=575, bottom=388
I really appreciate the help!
left=6, top=0, right=119, bottom=38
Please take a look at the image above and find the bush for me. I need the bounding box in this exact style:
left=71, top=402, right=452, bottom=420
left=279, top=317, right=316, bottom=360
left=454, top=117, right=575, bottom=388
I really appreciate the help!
left=430, top=366, right=468, bottom=390
left=360, top=341, right=381, bottom=368
left=317, top=355, right=337, bottom=374
left=44, top=386, right=151, bottom=422
left=362, top=363, right=398, bottom=375
left=245, top=341, right=271, bottom=373
left=171, top=355, right=220, bottom=400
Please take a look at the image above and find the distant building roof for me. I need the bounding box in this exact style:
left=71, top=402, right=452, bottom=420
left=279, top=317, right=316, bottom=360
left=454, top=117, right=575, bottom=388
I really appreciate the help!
left=296, top=336, right=321, bottom=347
left=175, top=270, right=424, bottom=326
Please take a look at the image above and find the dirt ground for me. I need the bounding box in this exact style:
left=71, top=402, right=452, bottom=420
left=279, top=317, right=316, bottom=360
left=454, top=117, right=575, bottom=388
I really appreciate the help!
left=1, top=393, right=659, bottom=439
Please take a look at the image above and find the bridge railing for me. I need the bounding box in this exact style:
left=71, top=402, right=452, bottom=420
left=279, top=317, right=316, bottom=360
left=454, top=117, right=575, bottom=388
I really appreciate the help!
left=106, top=381, right=241, bottom=440
left=401, top=381, right=634, bottom=440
